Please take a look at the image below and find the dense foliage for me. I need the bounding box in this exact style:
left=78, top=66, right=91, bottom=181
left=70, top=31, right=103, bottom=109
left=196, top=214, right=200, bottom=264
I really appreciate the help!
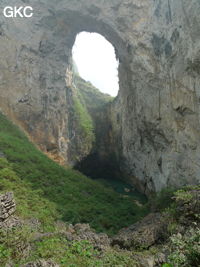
left=1, top=112, right=199, bottom=266
left=0, top=112, right=149, bottom=265
left=0, top=113, right=147, bottom=235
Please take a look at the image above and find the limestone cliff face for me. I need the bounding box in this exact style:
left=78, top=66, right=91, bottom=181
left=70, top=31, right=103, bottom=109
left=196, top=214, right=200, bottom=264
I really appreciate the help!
left=0, top=0, right=200, bottom=193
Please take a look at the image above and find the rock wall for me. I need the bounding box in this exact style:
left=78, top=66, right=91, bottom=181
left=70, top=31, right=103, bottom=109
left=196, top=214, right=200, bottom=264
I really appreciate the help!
left=114, top=0, right=200, bottom=193
left=0, top=0, right=200, bottom=193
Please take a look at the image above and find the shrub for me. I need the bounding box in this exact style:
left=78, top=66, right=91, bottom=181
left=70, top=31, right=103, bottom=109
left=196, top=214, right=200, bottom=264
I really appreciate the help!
left=168, top=228, right=200, bottom=266
left=0, top=113, right=148, bottom=235
left=148, top=187, right=175, bottom=212
left=73, top=94, right=95, bottom=144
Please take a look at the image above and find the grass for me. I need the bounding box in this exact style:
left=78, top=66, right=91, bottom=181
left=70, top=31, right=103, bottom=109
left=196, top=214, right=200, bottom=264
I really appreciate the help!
left=74, top=74, right=113, bottom=113
left=0, top=112, right=148, bottom=235
left=0, top=112, right=198, bottom=266
left=73, top=93, right=95, bottom=144
left=13, top=235, right=137, bottom=266
left=30, top=237, right=137, bottom=267
left=0, top=112, right=149, bottom=265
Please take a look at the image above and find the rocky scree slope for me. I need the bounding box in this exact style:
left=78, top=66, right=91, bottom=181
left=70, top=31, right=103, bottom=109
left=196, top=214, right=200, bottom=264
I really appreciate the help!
left=0, top=113, right=199, bottom=267
left=0, top=112, right=150, bottom=266
left=0, top=184, right=199, bottom=266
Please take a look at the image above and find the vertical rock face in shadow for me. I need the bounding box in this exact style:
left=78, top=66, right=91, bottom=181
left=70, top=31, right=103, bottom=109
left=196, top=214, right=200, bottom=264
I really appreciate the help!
left=0, top=0, right=200, bottom=194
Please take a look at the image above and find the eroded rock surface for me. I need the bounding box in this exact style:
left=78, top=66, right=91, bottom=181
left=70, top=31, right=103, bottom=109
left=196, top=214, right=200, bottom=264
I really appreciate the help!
left=0, top=192, right=16, bottom=221
left=33, top=222, right=111, bottom=252
left=112, top=213, right=167, bottom=249
left=0, top=192, right=21, bottom=229
left=173, top=188, right=200, bottom=226
left=22, top=260, right=60, bottom=267
left=0, top=0, right=200, bottom=193
left=64, top=223, right=111, bottom=251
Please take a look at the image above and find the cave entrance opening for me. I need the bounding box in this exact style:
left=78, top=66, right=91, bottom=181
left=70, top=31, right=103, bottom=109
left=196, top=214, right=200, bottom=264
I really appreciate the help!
left=71, top=32, right=131, bottom=196
left=72, top=31, right=119, bottom=97
left=70, top=31, right=146, bottom=203
left=71, top=32, right=119, bottom=177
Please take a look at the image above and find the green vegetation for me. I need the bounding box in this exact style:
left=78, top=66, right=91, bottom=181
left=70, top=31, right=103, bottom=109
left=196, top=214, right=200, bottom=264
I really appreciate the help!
left=0, top=112, right=148, bottom=235
left=31, top=237, right=136, bottom=267
left=74, top=74, right=113, bottom=112
left=148, top=187, right=175, bottom=212
left=1, top=111, right=199, bottom=266
left=173, top=188, right=193, bottom=202
left=72, top=73, right=113, bottom=149
left=0, top=112, right=149, bottom=265
left=0, top=226, right=137, bottom=266
left=162, top=186, right=200, bottom=267
left=0, top=158, right=58, bottom=231
left=98, top=178, right=147, bottom=204
left=0, top=226, right=33, bottom=265
left=71, top=73, right=114, bottom=163
left=168, top=228, right=200, bottom=266
left=73, top=93, right=95, bottom=145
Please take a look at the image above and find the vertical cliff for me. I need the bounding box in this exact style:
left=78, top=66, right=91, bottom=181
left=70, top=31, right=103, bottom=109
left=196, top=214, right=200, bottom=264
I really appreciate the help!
left=0, top=0, right=200, bottom=193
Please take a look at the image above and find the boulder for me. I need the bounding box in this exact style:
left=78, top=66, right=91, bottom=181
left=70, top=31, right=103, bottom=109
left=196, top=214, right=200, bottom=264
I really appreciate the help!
left=0, top=192, right=21, bottom=229
left=0, top=192, right=16, bottom=221
left=112, top=213, right=167, bottom=249
left=65, top=223, right=111, bottom=250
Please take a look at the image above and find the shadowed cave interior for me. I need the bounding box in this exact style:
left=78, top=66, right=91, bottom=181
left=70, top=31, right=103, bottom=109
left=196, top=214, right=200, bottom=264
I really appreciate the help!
left=71, top=31, right=146, bottom=202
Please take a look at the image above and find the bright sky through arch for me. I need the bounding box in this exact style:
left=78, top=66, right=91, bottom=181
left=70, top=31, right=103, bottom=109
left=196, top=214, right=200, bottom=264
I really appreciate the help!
left=72, top=32, right=119, bottom=97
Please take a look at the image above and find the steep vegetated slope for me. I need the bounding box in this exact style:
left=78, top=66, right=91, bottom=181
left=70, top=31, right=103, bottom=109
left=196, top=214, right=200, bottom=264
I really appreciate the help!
left=74, top=74, right=113, bottom=113
left=66, top=70, right=113, bottom=164
left=73, top=74, right=120, bottom=180
left=0, top=112, right=150, bottom=265
left=0, top=154, right=199, bottom=265
left=1, top=0, right=200, bottom=194
left=0, top=112, right=148, bottom=234
left=0, top=115, right=199, bottom=266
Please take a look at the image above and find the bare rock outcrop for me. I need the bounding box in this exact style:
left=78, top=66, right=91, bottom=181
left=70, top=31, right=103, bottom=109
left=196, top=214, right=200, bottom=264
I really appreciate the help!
left=0, top=192, right=16, bottom=220
left=0, top=192, right=21, bottom=229
left=64, top=223, right=111, bottom=251
left=0, top=0, right=200, bottom=193
left=112, top=213, right=167, bottom=249
left=173, top=188, right=200, bottom=227
left=22, top=260, right=60, bottom=267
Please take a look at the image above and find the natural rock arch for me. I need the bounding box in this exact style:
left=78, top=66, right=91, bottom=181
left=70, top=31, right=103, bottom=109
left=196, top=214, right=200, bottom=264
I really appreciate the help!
left=0, top=0, right=200, bottom=194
